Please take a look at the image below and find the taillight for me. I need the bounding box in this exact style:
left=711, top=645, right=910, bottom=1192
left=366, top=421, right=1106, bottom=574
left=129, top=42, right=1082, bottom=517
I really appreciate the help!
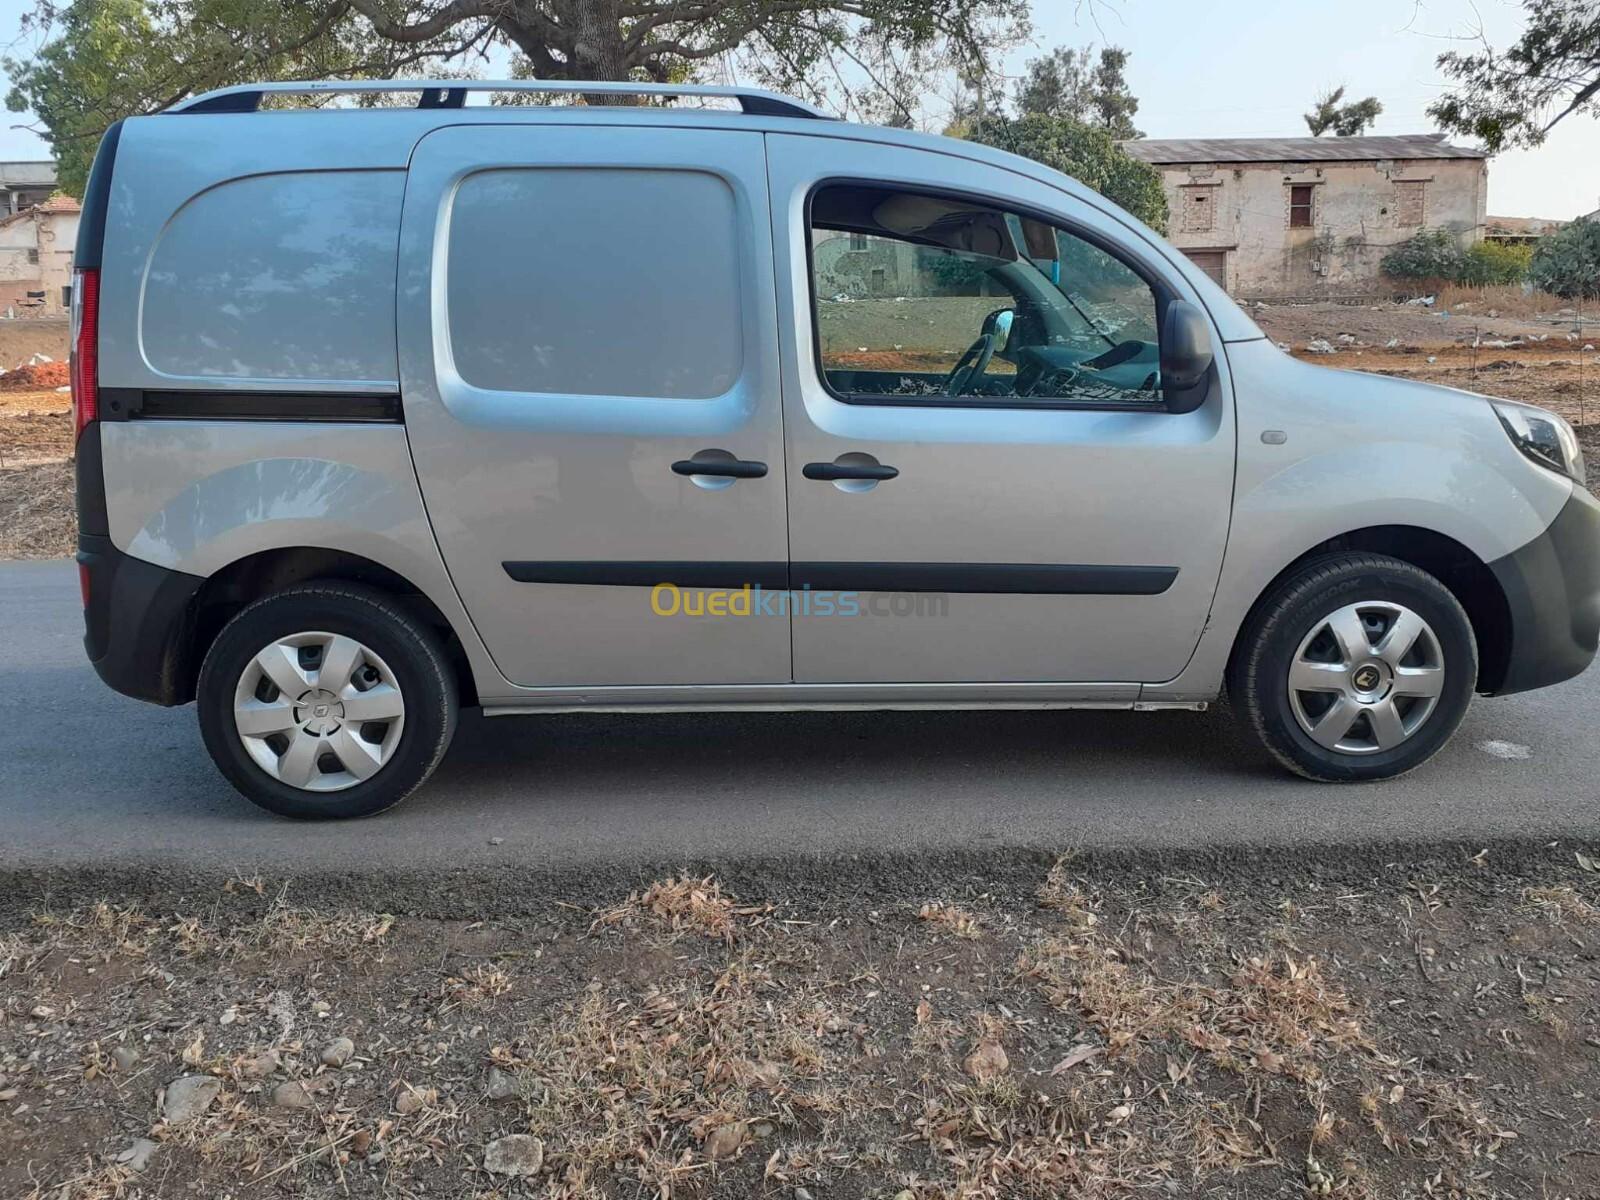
left=70, top=267, right=99, bottom=441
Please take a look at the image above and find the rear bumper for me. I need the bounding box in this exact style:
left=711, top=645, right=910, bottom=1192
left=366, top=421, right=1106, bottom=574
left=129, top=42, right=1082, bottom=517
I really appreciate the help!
left=77, top=534, right=204, bottom=706
left=1485, top=485, right=1600, bottom=696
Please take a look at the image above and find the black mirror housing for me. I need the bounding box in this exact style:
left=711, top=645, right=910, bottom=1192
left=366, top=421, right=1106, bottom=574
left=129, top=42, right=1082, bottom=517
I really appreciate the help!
left=1160, top=300, right=1214, bottom=413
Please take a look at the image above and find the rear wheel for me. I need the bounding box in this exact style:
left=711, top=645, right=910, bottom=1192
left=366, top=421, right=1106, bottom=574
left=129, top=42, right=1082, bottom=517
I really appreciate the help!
left=197, top=582, right=457, bottom=818
left=1229, top=554, right=1477, bottom=782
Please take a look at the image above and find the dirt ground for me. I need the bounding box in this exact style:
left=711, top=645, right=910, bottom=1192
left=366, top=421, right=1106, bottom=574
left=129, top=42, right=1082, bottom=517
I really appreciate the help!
left=0, top=317, right=68, bottom=370
left=2, top=853, right=1597, bottom=1199
left=1250, top=298, right=1594, bottom=355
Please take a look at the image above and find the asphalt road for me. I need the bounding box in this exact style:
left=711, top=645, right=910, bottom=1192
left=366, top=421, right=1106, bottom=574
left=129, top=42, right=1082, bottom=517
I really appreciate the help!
left=3, top=558, right=1597, bottom=892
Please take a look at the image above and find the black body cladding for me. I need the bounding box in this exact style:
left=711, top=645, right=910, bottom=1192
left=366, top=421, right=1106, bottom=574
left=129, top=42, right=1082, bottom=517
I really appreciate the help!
left=1485, top=488, right=1600, bottom=695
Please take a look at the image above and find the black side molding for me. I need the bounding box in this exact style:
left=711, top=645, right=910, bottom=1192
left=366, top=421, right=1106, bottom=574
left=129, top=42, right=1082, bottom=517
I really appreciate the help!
left=504, top=561, right=790, bottom=589
left=791, top=562, right=1177, bottom=595
left=98, top=388, right=403, bottom=424
left=502, top=561, right=1178, bottom=595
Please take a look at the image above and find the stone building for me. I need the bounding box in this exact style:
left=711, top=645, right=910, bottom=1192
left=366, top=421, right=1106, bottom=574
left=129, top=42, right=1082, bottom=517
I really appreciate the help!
left=0, top=161, right=57, bottom=215
left=0, top=195, right=81, bottom=316
left=1123, top=134, right=1487, bottom=299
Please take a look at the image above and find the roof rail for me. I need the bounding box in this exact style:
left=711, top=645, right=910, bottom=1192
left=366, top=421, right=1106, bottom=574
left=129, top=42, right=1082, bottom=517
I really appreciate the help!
left=167, top=79, right=829, bottom=120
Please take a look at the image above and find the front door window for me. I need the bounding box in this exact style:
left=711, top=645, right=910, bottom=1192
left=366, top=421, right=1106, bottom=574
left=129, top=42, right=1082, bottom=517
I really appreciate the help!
left=810, top=183, right=1164, bottom=406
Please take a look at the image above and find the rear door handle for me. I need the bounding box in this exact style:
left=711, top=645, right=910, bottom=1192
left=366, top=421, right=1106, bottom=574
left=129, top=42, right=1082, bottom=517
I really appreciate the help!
left=802, top=461, right=899, bottom=482
left=671, top=457, right=768, bottom=479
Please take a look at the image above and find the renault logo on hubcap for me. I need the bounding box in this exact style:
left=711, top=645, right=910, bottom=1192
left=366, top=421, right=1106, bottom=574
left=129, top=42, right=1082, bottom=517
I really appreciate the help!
left=314, top=704, right=329, bottom=717
left=1353, top=664, right=1381, bottom=691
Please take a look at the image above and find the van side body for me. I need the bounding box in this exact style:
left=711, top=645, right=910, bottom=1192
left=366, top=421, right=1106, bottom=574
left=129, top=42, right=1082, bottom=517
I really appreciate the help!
left=72, top=84, right=1600, bottom=813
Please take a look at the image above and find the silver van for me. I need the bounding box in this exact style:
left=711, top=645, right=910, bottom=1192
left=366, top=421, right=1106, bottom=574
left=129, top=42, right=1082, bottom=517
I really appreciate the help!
left=72, top=80, right=1600, bottom=818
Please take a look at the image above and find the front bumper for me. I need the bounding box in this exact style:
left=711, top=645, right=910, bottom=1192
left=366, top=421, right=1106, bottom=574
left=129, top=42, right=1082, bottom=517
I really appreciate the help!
left=1485, top=485, right=1600, bottom=696
left=77, top=533, right=205, bottom=706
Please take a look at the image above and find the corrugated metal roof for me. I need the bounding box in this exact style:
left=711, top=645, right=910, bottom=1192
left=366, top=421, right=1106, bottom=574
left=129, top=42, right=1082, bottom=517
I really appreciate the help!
left=1123, top=133, right=1486, bottom=164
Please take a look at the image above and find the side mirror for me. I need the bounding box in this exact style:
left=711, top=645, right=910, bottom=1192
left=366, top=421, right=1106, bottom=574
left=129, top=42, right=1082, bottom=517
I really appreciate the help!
left=1160, top=300, right=1214, bottom=413
left=983, top=307, right=1015, bottom=352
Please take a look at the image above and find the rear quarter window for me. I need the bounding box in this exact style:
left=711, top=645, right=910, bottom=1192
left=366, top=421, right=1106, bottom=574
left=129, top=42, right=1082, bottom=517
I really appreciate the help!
left=140, top=171, right=403, bottom=383
left=443, top=167, right=743, bottom=399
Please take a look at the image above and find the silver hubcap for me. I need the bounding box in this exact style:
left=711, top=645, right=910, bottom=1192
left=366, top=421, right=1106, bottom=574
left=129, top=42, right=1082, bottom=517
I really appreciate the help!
left=233, top=632, right=405, bottom=792
left=1288, top=601, right=1445, bottom=755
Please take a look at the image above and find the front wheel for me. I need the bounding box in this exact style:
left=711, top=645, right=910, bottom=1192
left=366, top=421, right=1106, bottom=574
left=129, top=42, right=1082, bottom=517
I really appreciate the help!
left=197, top=582, right=457, bottom=818
left=1229, top=554, right=1478, bottom=782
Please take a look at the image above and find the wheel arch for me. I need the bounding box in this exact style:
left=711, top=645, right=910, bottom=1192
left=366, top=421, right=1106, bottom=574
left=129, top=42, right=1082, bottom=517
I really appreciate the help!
left=1227, top=525, right=1512, bottom=695
left=180, top=547, right=480, bottom=707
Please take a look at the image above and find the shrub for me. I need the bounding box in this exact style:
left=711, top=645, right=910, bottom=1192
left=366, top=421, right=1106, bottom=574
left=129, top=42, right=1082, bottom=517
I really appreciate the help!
left=1382, top=231, right=1534, bottom=292
left=1530, top=218, right=1600, bottom=300
left=964, top=114, right=1169, bottom=233
left=1381, top=229, right=1466, bottom=282
left=1460, top=239, right=1532, bottom=286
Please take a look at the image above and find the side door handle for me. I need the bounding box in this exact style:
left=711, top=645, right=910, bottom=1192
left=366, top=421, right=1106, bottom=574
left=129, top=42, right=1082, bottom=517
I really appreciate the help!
left=671, top=456, right=768, bottom=479
left=802, top=461, right=899, bottom=482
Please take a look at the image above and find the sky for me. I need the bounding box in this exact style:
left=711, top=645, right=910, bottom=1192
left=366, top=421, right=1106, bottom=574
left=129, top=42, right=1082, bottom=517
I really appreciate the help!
left=0, top=0, right=1595, bottom=218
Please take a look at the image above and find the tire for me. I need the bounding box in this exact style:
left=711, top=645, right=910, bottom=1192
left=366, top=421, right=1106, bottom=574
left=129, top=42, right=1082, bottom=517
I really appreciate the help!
left=1228, top=553, right=1477, bottom=782
left=197, top=582, right=457, bottom=818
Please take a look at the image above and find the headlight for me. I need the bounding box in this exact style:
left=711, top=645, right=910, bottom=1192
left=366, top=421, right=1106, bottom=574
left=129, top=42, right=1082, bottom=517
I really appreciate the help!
left=1493, top=401, right=1587, bottom=485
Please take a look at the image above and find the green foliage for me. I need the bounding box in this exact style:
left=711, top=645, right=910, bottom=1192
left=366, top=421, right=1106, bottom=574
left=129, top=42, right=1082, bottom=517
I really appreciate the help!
left=1460, top=240, right=1533, bottom=286
left=1013, top=44, right=1141, bottom=139
left=5, top=0, right=157, bottom=197
left=1381, top=229, right=1467, bottom=282
left=921, top=246, right=987, bottom=290
left=1383, top=231, right=1537, bottom=289
left=5, top=0, right=449, bottom=196
left=1530, top=218, right=1600, bottom=300
left=1430, top=0, right=1600, bottom=150
left=8, top=0, right=1031, bottom=195
left=1304, top=85, right=1383, bottom=137
left=964, top=114, right=1168, bottom=233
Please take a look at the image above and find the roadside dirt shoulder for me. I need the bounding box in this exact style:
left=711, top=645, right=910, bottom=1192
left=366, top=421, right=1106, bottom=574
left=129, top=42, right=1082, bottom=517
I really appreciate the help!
left=2, top=848, right=1596, bottom=1199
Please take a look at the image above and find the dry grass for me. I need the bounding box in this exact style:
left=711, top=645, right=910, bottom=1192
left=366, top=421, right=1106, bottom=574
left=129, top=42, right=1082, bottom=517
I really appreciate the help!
left=1430, top=283, right=1579, bottom=320
left=593, top=874, right=770, bottom=943
left=0, top=460, right=73, bottom=558
left=1521, top=884, right=1599, bottom=924
left=3, top=861, right=1597, bottom=1199
left=917, top=901, right=983, bottom=940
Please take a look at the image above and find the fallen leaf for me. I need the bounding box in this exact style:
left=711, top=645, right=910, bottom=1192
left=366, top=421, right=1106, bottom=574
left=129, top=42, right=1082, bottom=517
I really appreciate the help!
left=1049, top=1044, right=1102, bottom=1075
left=963, top=1039, right=1008, bottom=1083
left=1254, top=1048, right=1284, bottom=1074
left=703, top=1121, right=747, bottom=1161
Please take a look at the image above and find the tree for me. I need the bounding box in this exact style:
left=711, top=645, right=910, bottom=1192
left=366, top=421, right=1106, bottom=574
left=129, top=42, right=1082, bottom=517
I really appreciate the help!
left=1429, top=0, right=1600, bottom=151
left=1013, top=44, right=1141, bottom=139
left=1304, top=85, right=1383, bottom=136
left=7, top=0, right=1030, bottom=197
left=1530, top=218, right=1600, bottom=300
left=965, top=114, right=1167, bottom=231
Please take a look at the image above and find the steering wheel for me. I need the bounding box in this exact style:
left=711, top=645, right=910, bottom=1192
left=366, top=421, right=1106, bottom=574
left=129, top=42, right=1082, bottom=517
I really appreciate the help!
left=942, top=308, right=1012, bottom=396
left=943, top=333, right=995, bottom=396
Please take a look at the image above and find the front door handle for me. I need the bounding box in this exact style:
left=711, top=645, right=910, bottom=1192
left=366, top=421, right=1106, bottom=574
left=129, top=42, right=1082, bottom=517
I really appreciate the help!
left=802, top=461, right=899, bottom=482
left=671, top=456, right=768, bottom=479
